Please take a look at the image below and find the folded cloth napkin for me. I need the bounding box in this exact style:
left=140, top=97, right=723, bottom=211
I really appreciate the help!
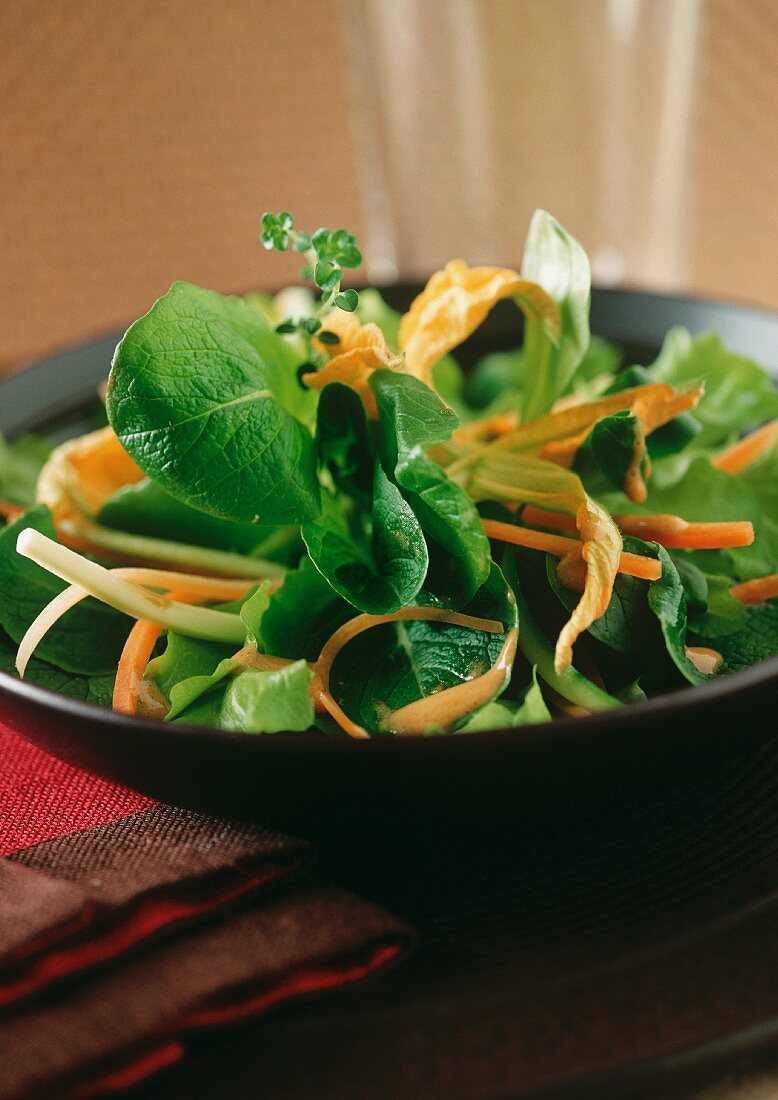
left=0, top=723, right=413, bottom=1099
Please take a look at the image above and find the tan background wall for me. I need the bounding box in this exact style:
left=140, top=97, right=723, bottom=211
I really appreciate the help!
left=1, top=0, right=778, bottom=374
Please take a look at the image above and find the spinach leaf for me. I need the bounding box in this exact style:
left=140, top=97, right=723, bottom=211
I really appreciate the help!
left=0, top=433, right=52, bottom=509
left=303, top=464, right=428, bottom=615
left=574, top=410, right=649, bottom=495
left=673, top=558, right=709, bottom=613
left=0, top=627, right=114, bottom=706
left=547, top=535, right=705, bottom=683
left=716, top=601, right=778, bottom=674
left=314, top=383, right=373, bottom=504
left=371, top=370, right=491, bottom=604
left=303, top=382, right=429, bottom=614
left=108, top=282, right=320, bottom=525
left=262, top=554, right=353, bottom=661
left=329, top=564, right=516, bottom=734
left=643, top=540, right=708, bottom=684
left=98, top=479, right=292, bottom=556
left=603, top=364, right=701, bottom=460
left=546, top=540, right=659, bottom=659
left=0, top=507, right=131, bottom=675
left=520, top=211, right=590, bottom=420
left=219, top=661, right=314, bottom=734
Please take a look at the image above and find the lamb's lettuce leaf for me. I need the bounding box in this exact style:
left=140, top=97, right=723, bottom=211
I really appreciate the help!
left=520, top=210, right=591, bottom=420
left=573, top=410, right=649, bottom=495
left=108, top=282, right=321, bottom=526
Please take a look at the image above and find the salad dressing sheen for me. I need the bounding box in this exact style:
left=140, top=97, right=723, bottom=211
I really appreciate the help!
left=384, top=628, right=518, bottom=735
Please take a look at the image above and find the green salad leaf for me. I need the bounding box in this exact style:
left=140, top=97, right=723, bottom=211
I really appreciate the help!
left=652, top=328, right=778, bottom=446
left=545, top=535, right=705, bottom=684
left=716, top=601, right=778, bottom=674
left=303, top=468, right=428, bottom=615
left=219, top=661, right=314, bottom=734
left=261, top=554, right=353, bottom=661
left=574, top=409, right=649, bottom=495
left=0, top=507, right=131, bottom=675
left=458, top=667, right=551, bottom=732
left=108, top=282, right=321, bottom=525
left=0, top=627, right=114, bottom=706
left=372, top=370, right=490, bottom=604
left=97, top=478, right=296, bottom=557
left=520, top=210, right=591, bottom=420
left=329, top=563, right=516, bottom=734
left=0, top=433, right=52, bottom=509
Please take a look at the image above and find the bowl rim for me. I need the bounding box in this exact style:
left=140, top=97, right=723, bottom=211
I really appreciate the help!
left=1, top=282, right=777, bottom=750
left=1, top=645, right=777, bottom=752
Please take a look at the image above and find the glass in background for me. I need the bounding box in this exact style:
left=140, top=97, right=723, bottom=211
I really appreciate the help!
left=339, top=0, right=702, bottom=292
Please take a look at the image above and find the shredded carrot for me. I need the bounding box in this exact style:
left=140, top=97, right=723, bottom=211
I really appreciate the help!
left=113, top=619, right=166, bottom=716
left=518, top=505, right=577, bottom=533
left=0, top=500, right=24, bottom=522
left=615, top=514, right=754, bottom=550
left=521, top=505, right=754, bottom=551
left=481, top=519, right=661, bottom=582
left=712, top=419, right=778, bottom=473
left=112, top=580, right=253, bottom=717
left=313, top=608, right=505, bottom=739
left=730, top=573, right=778, bottom=606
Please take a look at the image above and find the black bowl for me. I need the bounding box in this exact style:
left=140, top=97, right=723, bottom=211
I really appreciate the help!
left=1, top=286, right=777, bottom=832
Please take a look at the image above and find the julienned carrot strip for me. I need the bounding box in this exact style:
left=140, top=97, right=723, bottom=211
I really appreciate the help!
left=614, top=514, right=754, bottom=549
left=730, top=574, right=778, bottom=606
left=113, top=581, right=247, bottom=716
left=522, top=505, right=754, bottom=551
left=113, top=620, right=165, bottom=716
left=113, top=586, right=192, bottom=716
left=481, top=519, right=661, bottom=582
left=520, top=506, right=577, bottom=533
left=0, top=501, right=24, bottom=521
left=712, top=419, right=778, bottom=473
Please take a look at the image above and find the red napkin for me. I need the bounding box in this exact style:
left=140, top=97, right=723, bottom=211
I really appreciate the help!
left=0, top=722, right=412, bottom=1099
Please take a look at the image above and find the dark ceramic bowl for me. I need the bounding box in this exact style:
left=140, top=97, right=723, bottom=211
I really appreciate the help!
left=1, top=286, right=777, bottom=830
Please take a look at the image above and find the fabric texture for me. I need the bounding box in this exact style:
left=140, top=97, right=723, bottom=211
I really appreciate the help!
left=0, top=723, right=412, bottom=1099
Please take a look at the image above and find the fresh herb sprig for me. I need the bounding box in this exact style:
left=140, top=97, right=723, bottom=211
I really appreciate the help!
left=260, top=212, right=361, bottom=344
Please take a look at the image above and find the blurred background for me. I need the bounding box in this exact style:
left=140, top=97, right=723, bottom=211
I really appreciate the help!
left=1, top=0, right=777, bottom=373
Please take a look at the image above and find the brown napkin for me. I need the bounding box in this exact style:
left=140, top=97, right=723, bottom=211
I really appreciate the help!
left=0, top=734, right=413, bottom=1099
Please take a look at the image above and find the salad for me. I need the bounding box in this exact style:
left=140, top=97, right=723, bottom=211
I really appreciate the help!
left=0, top=210, right=776, bottom=737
